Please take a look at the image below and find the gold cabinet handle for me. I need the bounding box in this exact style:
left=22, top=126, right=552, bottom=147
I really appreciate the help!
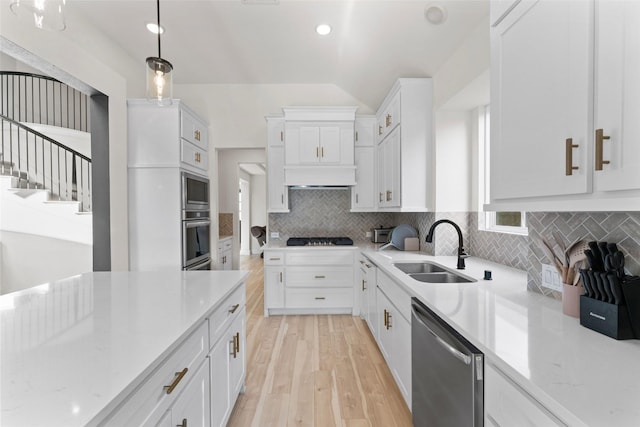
left=314, top=275, right=326, bottom=279
left=386, top=113, right=392, bottom=127
left=194, top=129, right=201, bottom=141
left=228, top=303, right=240, bottom=314
left=362, top=279, right=366, bottom=291
left=281, top=194, right=284, bottom=204
left=386, top=311, right=392, bottom=330
left=378, top=125, right=383, bottom=136
left=177, top=418, right=187, bottom=427
left=231, top=332, right=240, bottom=358
left=164, top=368, right=188, bottom=394
left=565, top=138, right=579, bottom=176
left=379, top=192, right=384, bottom=202
left=321, top=147, right=324, bottom=158
left=315, top=297, right=326, bottom=300
left=280, top=131, right=283, bottom=141
left=269, top=257, right=281, bottom=261
left=595, top=128, right=611, bottom=171
left=316, top=147, right=319, bottom=158
left=383, top=309, right=388, bottom=327
left=386, top=190, right=392, bottom=201
left=355, top=131, right=359, bottom=142
left=279, top=272, right=283, bottom=282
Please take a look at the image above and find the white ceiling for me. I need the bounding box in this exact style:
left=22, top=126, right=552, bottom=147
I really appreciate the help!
left=70, top=0, right=489, bottom=109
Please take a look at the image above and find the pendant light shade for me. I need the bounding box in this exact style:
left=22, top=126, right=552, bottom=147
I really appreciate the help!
left=146, top=0, right=173, bottom=105
left=10, top=0, right=67, bottom=31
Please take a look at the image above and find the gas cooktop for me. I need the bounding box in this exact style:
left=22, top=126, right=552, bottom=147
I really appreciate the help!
left=286, top=237, right=354, bottom=247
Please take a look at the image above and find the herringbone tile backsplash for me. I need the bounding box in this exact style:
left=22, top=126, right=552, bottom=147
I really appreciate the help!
left=268, top=189, right=640, bottom=301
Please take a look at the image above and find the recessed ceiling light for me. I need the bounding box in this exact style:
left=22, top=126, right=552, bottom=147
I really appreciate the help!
left=146, top=22, right=164, bottom=34
left=316, top=24, right=331, bottom=36
left=425, top=3, right=447, bottom=25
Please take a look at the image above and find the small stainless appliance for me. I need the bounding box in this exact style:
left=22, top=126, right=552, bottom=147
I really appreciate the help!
left=182, top=171, right=209, bottom=211
left=371, top=227, right=393, bottom=243
left=411, top=297, right=483, bottom=426
left=182, top=209, right=211, bottom=270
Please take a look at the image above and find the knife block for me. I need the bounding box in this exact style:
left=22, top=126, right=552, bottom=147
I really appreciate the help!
left=579, top=275, right=640, bottom=340
left=579, top=296, right=636, bottom=340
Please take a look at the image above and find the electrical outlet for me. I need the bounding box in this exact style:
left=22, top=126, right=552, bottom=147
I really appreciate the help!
left=541, top=263, right=562, bottom=292
left=270, top=231, right=280, bottom=239
left=365, top=231, right=372, bottom=238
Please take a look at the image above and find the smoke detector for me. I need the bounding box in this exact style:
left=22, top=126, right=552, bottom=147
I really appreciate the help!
left=425, top=3, right=447, bottom=25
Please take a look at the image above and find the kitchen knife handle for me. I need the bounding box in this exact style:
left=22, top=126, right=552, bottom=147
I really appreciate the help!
left=580, top=269, right=593, bottom=298
left=565, top=138, right=579, bottom=176
left=607, top=272, right=625, bottom=305
left=595, top=128, right=611, bottom=171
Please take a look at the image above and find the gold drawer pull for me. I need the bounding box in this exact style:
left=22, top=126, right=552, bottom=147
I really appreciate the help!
left=231, top=332, right=240, bottom=358
left=595, top=128, right=611, bottom=171
left=386, top=190, right=392, bottom=201
left=177, top=418, right=187, bottom=427
left=280, top=131, right=284, bottom=141
left=164, top=368, right=188, bottom=394
left=383, top=309, right=388, bottom=327
left=228, top=303, right=240, bottom=314
left=565, top=138, right=579, bottom=176
left=386, top=113, right=392, bottom=127
left=314, top=275, right=326, bottom=279
left=279, top=272, right=283, bottom=282
left=378, top=125, right=383, bottom=136
left=362, top=279, right=366, bottom=291
left=315, top=297, right=326, bottom=300
left=269, top=257, right=281, bottom=261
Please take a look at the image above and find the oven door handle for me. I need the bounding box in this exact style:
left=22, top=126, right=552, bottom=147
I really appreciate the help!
left=412, top=307, right=471, bottom=365
left=185, top=258, right=212, bottom=271
left=184, top=220, right=211, bottom=229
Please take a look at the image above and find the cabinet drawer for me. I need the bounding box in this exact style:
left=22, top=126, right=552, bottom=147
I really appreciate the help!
left=208, top=284, right=245, bottom=349
left=377, top=271, right=411, bottom=322
left=264, top=251, right=285, bottom=265
left=217, top=238, right=232, bottom=252
left=286, top=266, right=353, bottom=288
left=103, top=322, right=208, bottom=426
left=180, top=109, right=208, bottom=150
left=286, top=250, right=354, bottom=266
left=286, top=288, right=353, bottom=309
left=181, top=140, right=208, bottom=172
left=485, top=363, right=565, bottom=426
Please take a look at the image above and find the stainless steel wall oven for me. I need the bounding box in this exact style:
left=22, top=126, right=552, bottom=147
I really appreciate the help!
left=181, top=172, right=211, bottom=270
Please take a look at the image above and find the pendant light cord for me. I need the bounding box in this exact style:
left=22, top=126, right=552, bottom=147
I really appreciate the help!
left=156, top=0, right=162, bottom=58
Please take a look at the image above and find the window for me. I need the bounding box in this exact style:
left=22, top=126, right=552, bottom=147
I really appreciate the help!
left=478, top=105, right=528, bottom=235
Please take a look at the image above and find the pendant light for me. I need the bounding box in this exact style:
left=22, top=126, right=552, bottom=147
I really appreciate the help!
left=146, top=0, right=173, bottom=106
left=9, top=0, right=67, bottom=31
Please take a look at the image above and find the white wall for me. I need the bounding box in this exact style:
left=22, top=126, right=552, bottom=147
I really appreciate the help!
left=434, top=111, right=472, bottom=212
left=1, top=4, right=144, bottom=271
left=250, top=174, right=267, bottom=255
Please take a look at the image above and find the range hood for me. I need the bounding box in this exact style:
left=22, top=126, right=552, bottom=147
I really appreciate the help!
left=284, top=166, right=356, bottom=187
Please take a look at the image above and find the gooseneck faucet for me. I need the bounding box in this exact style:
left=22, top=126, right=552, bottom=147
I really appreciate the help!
left=425, top=219, right=469, bottom=269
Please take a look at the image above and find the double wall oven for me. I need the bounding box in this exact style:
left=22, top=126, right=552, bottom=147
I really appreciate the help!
left=182, top=172, right=211, bottom=270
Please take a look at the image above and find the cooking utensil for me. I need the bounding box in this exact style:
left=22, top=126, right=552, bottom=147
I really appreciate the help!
left=588, top=241, right=604, bottom=272
left=552, top=230, right=568, bottom=264
left=606, top=272, right=625, bottom=305
left=538, top=237, right=563, bottom=275
left=572, top=259, right=584, bottom=286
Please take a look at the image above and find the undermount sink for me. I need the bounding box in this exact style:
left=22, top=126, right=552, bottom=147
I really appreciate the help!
left=394, top=262, right=476, bottom=283
left=393, top=262, right=446, bottom=274
left=409, top=272, right=475, bottom=283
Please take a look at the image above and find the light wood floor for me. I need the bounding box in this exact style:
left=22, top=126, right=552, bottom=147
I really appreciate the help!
left=227, top=255, right=413, bottom=427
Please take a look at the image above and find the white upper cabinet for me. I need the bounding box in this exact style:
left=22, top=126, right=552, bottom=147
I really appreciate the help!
left=593, top=0, right=640, bottom=193
left=266, top=116, right=289, bottom=213
left=375, top=78, right=433, bottom=212
left=489, top=0, right=640, bottom=211
left=352, top=117, right=377, bottom=212
left=490, top=0, right=591, bottom=201
left=282, top=107, right=358, bottom=186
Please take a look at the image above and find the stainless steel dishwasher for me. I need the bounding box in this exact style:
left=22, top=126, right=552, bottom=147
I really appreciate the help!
left=411, top=298, right=484, bottom=426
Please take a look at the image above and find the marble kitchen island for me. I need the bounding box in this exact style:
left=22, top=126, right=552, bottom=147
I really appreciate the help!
left=0, top=270, right=248, bottom=427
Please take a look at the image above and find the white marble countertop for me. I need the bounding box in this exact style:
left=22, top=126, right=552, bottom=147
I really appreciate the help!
left=363, top=249, right=640, bottom=427
left=0, top=270, right=248, bottom=427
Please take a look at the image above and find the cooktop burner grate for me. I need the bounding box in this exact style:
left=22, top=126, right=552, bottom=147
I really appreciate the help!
left=286, top=237, right=354, bottom=246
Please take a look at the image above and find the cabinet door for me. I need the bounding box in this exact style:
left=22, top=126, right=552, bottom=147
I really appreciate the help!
left=264, top=266, right=285, bottom=310
left=228, top=309, right=246, bottom=400
left=490, top=0, right=591, bottom=200
left=210, top=334, right=231, bottom=427
left=377, top=142, right=387, bottom=208
left=180, top=108, right=208, bottom=151
left=379, top=128, right=401, bottom=208
left=376, top=288, right=393, bottom=363
left=392, top=310, right=411, bottom=407
left=594, top=0, right=640, bottom=192
left=352, top=146, right=376, bottom=211
left=171, top=360, right=210, bottom=427
left=319, top=126, right=341, bottom=163
left=267, top=117, right=285, bottom=147
left=355, top=118, right=375, bottom=147
left=267, top=146, right=288, bottom=212
left=366, top=265, right=378, bottom=340
left=181, top=140, right=208, bottom=173
left=299, top=126, right=321, bottom=164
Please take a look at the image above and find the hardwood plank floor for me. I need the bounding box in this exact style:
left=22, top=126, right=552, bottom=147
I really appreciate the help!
left=227, top=255, right=413, bottom=427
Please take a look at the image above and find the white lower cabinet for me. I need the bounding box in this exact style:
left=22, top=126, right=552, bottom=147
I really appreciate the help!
left=375, top=271, right=411, bottom=408
left=209, top=308, right=246, bottom=427
left=161, top=359, right=211, bottom=427
left=485, top=363, right=564, bottom=427
left=217, top=237, right=233, bottom=270
left=263, top=249, right=355, bottom=315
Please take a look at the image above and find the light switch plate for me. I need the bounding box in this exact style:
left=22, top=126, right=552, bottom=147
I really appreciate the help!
left=270, top=231, right=280, bottom=239
left=541, top=263, right=562, bottom=292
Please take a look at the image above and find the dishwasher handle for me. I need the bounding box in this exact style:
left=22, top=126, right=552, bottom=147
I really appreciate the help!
left=412, top=305, right=471, bottom=365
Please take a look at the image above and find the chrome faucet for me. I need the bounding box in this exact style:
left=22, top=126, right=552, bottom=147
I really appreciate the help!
left=425, top=219, right=469, bottom=269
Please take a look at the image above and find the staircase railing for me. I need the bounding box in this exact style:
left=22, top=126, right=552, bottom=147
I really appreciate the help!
left=0, top=114, right=91, bottom=212
left=0, top=71, right=90, bottom=132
